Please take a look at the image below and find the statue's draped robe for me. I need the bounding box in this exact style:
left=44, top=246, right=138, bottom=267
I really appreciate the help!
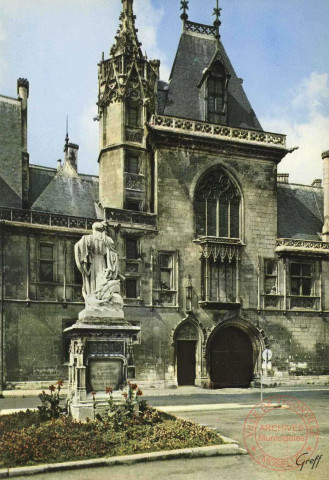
left=75, top=233, right=118, bottom=300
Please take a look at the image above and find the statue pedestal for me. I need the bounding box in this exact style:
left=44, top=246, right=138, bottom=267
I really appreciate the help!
left=64, top=318, right=140, bottom=421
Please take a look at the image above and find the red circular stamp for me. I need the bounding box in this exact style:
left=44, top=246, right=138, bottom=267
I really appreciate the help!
left=243, top=395, right=319, bottom=471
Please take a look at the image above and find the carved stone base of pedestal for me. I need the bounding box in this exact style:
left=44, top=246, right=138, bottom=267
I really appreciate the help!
left=69, top=391, right=124, bottom=422
left=78, top=307, right=124, bottom=321
left=65, top=317, right=140, bottom=421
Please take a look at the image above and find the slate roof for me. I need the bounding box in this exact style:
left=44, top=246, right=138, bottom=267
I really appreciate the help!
left=277, top=183, right=323, bottom=240
left=0, top=175, right=22, bottom=208
left=28, top=165, right=57, bottom=206
left=161, top=29, right=262, bottom=130
left=31, top=171, right=100, bottom=219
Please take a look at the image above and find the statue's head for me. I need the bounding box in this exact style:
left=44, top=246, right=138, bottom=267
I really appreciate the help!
left=92, top=222, right=106, bottom=233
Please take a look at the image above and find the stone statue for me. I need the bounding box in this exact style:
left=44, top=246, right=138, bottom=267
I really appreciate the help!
left=75, top=222, right=123, bottom=319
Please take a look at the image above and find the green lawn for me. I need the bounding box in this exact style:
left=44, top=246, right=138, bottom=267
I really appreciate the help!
left=0, top=408, right=225, bottom=468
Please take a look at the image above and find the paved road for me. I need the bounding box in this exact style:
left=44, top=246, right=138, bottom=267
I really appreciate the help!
left=2, top=388, right=329, bottom=479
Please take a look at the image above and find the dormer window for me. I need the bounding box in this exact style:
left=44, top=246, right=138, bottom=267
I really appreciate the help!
left=207, top=75, right=224, bottom=123
left=205, top=60, right=227, bottom=124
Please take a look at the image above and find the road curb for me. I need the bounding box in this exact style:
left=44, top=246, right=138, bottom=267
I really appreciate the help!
left=0, top=444, right=247, bottom=478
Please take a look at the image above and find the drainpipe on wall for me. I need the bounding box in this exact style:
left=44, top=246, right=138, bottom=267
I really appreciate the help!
left=322, top=150, right=329, bottom=242
left=0, top=222, right=4, bottom=396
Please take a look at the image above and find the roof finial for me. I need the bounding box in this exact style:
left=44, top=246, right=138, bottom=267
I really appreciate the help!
left=65, top=115, right=69, bottom=146
left=213, top=0, right=222, bottom=42
left=180, top=0, right=189, bottom=23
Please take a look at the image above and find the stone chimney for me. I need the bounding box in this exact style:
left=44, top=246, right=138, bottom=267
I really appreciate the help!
left=277, top=173, right=289, bottom=184
left=17, top=78, right=29, bottom=151
left=322, top=150, right=329, bottom=241
left=64, top=139, right=79, bottom=173
left=311, top=179, right=322, bottom=188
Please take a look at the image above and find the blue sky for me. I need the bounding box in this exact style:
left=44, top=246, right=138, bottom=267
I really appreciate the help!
left=0, top=0, right=328, bottom=184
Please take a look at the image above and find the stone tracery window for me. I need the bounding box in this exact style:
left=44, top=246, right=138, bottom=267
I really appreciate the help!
left=195, top=168, right=240, bottom=239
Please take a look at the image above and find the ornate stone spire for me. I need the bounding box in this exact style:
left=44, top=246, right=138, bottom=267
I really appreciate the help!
left=110, top=0, right=142, bottom=58
left=213, top=0, right=222, bottom=41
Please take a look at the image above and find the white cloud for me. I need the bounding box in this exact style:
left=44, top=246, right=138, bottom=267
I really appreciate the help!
left=135, top=0, right=170, bottom=81
left=261, top=71, right=329, bottom=185
left=292, top=72, right=329, bottom=113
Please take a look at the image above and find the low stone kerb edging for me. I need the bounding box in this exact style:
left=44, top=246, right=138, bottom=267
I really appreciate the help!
left=0, top=444, right=246, bottom=478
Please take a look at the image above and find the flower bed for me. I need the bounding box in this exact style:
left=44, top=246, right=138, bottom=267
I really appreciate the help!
left=0, top=382, right=225, bottom=468
left=0, top=409, right=225, bottom=468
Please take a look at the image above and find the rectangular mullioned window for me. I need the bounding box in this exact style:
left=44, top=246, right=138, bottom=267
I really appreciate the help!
left=39, top=243, right=54, bottom=282
left=127, top=106, right=139, bottom=127
left=125, top=155, right=139, bottom=174
left=290, top=262, right=313, bottom=296
left=264, top=260, right=278, bottom=294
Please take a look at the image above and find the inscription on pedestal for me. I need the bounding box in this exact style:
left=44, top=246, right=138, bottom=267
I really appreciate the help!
left=89, top=359, right=123, bottom=391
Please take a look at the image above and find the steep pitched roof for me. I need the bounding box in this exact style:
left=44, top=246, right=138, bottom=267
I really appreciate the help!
left=0, top=175, right=22, bottom=208
left=162, top=29, right=262, bottom=130
left=31, top=172, right=100, bottom=219
left=277, top=183, right=323, bottom=240
left=28, top=165, right=57, bottom=206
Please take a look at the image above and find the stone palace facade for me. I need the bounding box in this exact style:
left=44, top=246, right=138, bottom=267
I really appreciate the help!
left=0, top=0, right=328, bottom=390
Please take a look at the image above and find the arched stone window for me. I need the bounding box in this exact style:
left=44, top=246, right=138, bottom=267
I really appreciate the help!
left=195, top=168, right=240, bottom=239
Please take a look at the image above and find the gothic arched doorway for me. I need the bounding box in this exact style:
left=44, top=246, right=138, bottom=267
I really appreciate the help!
left=210, top=326, right=253, bottom=387
left=176, top=322, right=198, bottom=386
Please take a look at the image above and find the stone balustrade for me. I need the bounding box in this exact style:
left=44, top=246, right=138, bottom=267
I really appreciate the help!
left=149, top=114, right=286, bottom=147
left=0, top=206, right=97, bottom=230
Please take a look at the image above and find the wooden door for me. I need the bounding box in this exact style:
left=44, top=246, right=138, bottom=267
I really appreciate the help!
left=177, top=341, right=196, bottom=386
left=210, top=326, right=253, bottom=387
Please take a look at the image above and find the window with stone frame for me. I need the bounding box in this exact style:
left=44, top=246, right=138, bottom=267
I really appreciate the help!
left=125, top=154, right=139, bottom=174
left=125, top=237, right=139, bottom=260
left=206, top=61, right=226, bottom=124
left=125, top=278, right=138, bottom=299
left=125, top=198, right=142, bottom=211
left=195, top=168, right=240, bottom=239
left=201, top=257, right=237, bottom=303
left=153, top=251, right=177, bottom=307
left=159, top=253, right=174, bottom=290
left=290, top=262, right=313, bottom=296
left=264, top=259, right=278, bottom=294
left=39, top=243, right=54, bottom=282
left=127, top=104, right=140, bottom=127
left=124, top=237, right=140, bottom=299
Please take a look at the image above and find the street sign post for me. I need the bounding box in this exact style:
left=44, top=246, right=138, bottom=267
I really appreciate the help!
left=260, top=349, right=273, bottom=401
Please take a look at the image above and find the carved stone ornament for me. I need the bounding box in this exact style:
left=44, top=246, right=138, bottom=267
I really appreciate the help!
left=150, top=115, right=286, bottom=147
left=176, top=322, right=198, bottom=341
left=195, top=170, right=240, bottom=201
left=197, top=237, right=242, bottom=262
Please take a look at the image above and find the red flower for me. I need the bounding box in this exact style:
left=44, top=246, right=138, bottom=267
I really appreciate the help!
left=49, top=385, right=56, bottom=393
left=131, top=383, right=138, bottom=391
left=122, top=392, right=128, bottom=398
left=105, top=386, right=113, bottom=394
left=137, top=389, right=143, bottom=396
left=91, top=391, right=96, bottom=396
left=57, top=379, right=63, bottom=387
